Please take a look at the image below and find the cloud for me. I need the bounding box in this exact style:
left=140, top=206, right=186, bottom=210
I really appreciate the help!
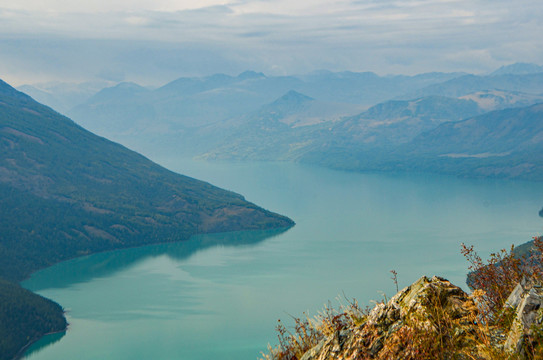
left=0, top=0, right=237, bottom=13
left=0, top=0, right=542, bottom=85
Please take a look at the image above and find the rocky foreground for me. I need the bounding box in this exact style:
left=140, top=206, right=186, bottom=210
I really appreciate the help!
left=265, top=276, right=543, bottom=360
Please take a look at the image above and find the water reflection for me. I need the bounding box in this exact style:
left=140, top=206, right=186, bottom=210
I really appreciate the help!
left=22, top=331, right=66, bottom=359
left=23, top=228, right=289, bottom=292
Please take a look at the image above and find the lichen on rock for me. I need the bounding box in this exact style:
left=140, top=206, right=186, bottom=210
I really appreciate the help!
left=504, top=279, right=543, bottom=358
left=299, top=276, right=482, bottom=360
left=265, top=274, right=543, bottom=360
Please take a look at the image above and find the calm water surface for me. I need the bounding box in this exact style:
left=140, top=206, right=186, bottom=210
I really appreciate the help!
left=22, top=160, right=543, bottom=359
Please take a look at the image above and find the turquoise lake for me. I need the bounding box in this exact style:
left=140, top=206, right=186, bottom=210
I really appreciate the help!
left=22, top=160, right=543, bottom=360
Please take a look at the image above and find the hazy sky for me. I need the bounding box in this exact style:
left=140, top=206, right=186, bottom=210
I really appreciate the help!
left=1, top=0, right=542, bottom=85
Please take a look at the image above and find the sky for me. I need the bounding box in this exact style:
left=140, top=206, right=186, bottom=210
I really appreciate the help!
left=0, top=0, right=542, bottom=86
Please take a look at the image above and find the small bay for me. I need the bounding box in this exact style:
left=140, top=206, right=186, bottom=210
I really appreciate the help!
left=22, top=160, right=543, bottom=360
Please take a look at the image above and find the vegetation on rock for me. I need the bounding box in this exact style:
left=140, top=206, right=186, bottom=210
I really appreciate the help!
left=262, top=237, right=543, bottom=359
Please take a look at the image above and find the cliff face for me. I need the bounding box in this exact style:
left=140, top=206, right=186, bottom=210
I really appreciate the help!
left=503, top=279, right=543, bottom=357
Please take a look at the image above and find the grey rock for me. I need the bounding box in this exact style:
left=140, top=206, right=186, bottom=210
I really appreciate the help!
left=504, top=280, right=543, bottom=357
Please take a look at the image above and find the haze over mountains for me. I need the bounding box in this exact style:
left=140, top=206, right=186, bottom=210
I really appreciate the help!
left=4, top=61, right=543, bottom=360
left=20, top=62, right=543, bottom=181
left=22, top=70, right=464, bottom=144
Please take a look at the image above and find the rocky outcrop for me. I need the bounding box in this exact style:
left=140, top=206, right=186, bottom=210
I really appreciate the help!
left=300, top=276, right=481, bottom=360
left=504, top=278, right=543, bottom=357
left=283, top=275, right=543, bottom=360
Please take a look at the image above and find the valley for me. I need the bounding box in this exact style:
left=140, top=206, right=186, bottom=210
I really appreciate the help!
left=2, top=62, right=543, bottom=360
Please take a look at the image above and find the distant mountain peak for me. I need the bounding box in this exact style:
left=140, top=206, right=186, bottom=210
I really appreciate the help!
left=266, top=91, right=314, bottom=111
left=114, top=81, right=146, bottom=89
left=237, top=71, right=266, bottom=80
left=208, top=72, right=233, bottom=79
left=276, top=90, right=314, bottom=103
left=490, top=63, right=543, bottom=76
left=85, top=81, right=149, bottom=103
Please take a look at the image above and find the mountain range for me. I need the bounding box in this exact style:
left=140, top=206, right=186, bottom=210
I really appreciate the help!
left=299, top=103, right=543, bottom=181
left=17, top=62, right=543, bottom=181
left=17, top=70, right=464, bottom=155
left=5, top=62, right=543, bottom=359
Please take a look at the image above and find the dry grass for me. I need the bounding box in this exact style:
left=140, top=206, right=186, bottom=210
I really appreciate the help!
left=261, top=236, right=543, bottom=360
left=260, top=296, right=368, bottom=360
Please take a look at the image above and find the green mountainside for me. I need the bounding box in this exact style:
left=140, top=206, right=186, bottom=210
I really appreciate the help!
left=0, top=79, right=293, bottom=281
left=0, top=279, right=66, bottom=360
left=399, top=103, right=543, bottom=179
left=0, top=79, right=293, bottom=359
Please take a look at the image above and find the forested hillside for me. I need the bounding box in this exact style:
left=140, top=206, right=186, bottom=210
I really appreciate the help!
left=0, top=279, right=66, bottom=360
left=0, top=79, right=293, bottom=360
left=0, top=79, right=293, bottom=281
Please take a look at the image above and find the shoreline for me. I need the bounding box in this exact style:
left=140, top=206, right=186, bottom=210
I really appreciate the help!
left=9, top=225, right=294, bottom=360
left=12, top=327, right=68, bottom=360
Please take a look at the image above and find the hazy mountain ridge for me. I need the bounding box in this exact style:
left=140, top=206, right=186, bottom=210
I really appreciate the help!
left=327, top=96, right=483, bottom=148
left=18, top=63, right=543, bottom=181
left=408, top=103, right=543, bottom=156
left=399, top=72, right=543, bottom=100
left=302, top=102, right=543, bottom=181
left=192, top=65, right=543, bottom=181
left=16, top=81, right=112, bottom=114
left=197, top=94, right=487, bottom=161
left=194, top=90, right=337, bottom=161
left=62, top=70, right=463, bottom=147
left=490, top=62, right=543, bottom=76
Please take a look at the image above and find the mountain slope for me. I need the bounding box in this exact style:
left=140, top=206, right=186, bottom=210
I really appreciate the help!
left=63, top=70, right=464, bottom=158
left=400, top=73, right=543, bottom=100
left=199, top=95, right=483, bottom=162
left=196, top=90, right=361, bottom=161
left=375, top=103, right=543, bottom=180
left=297, top=102, right=543, bottom=181
left=490, top=62, right=543, bottom=76
left=459, top=90, right=543, bottom=112
left=328, top=96, right=482, bottom=148
left=408, top=103, right=543, bottom=156
left=16, top=81, right=107, bottom=114
left=0, top=279, right=66, bottom=360
left=0, top=79, right=293, bottom=282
